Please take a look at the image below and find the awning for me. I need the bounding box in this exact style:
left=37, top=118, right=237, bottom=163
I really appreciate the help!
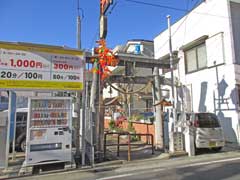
left=180, top=35, right=208, bottom=51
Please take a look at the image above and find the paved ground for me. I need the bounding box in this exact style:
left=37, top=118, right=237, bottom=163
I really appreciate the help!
left=95, top=157, right=240, bottom=180
left=1, top=142, right=239, bottom=179
left=12, top=150, right=240, bottom=180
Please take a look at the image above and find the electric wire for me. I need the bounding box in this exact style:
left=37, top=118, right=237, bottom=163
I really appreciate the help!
left=90, top=28, right=99, bottom=49
left=107, top=0, right=119, bottom=15
left=124, top=0, right=190, bottom=13
left=123, top=0, right=231, bottom=19
left=154, top=0, right=215, bottom=54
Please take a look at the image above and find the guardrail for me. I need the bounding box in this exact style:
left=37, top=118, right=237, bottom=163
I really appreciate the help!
left=104, top=131, right=154, bottom=161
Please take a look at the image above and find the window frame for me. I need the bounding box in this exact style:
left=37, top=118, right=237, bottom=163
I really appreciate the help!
left=184, top=43, right=207, bottom=74
left=237, top=84, right=240, bottom=110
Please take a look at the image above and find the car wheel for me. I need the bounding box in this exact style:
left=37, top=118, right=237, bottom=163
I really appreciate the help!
left=20, top=138, right=26, bottom=152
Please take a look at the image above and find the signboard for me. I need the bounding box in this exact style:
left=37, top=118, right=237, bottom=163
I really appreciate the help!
left=100, top=15, right=108, bottom=39
left=0, top=42, right=84, bottom=91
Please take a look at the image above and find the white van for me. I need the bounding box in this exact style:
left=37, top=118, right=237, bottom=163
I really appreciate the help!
left=190, top=112, right=225, bottom=151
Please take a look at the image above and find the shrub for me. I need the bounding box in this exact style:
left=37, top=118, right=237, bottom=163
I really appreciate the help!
left=109, top=120, right=116, bottom=130
left=127, top=122, right=140, bottom=141
left=149, top=117, right=155, bottom=123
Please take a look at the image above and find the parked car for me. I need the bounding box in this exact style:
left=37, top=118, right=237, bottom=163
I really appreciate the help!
left=15, top=108, right=28, bottom=152
left=0, top=108, right=28, bottom=152
left=190, top=112, right=225, bottom=151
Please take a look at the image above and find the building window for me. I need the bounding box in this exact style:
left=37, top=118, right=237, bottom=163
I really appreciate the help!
left=185, top=43, right=207, bottom=73
left=0, top=96, right=8, bottom=103
left=0, top=92, right=8, bottom=103
left=146, top=99, right=153, bottom=112
left=237, top=85, right=240, bottom=108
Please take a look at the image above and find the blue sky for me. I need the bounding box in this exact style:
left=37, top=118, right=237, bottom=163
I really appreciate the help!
left=0, top=0, right=201, bottom=50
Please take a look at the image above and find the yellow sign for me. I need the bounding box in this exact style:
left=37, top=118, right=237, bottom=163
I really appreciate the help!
left=0, top=41, right=85, bottom=91
left=0, top=42, right=84, bottom=56
left=0, top=80, right=83, bottom=91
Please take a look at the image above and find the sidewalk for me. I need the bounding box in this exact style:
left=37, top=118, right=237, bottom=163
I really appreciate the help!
left=0, top=143, right=239, bottom=179
left=10, top=150, right=240, bottom=180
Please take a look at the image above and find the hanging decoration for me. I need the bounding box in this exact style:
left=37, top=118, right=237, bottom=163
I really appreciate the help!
left=91, top=39, right=118, bottom=80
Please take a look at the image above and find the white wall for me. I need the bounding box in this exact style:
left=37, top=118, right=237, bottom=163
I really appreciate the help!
left=154, top=0, right=240, bottom=143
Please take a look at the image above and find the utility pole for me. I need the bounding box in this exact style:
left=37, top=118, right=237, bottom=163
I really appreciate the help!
left=167, top=15, right=175, bottom=120
left=167, top=15, right=177, bottom=152
left=77, top=11, right=81, bottom=49
left=75, top=0, right=85, bottom=166
left=89, top=0, right=113, bottom=163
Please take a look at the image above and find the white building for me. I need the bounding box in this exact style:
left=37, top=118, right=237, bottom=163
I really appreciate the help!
left=154, top=0, right=240, bottom=144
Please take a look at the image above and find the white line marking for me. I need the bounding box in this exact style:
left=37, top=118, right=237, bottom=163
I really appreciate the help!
left=96, top=157, right=240, bottom=180
left=178, top=157, right=240, bottom=168
left=152, top=168, right=165, bottom=172
left=96, top=173, right=134, bottom=180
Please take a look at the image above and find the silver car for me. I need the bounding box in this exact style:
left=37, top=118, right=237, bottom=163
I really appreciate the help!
left=191, top=112, right=225, bottom=151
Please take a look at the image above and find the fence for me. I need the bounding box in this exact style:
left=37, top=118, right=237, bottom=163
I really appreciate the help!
left=104, top=131, right=154, bottom=161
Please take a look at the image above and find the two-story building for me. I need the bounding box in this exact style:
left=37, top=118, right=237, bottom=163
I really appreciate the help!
left=154, top=0, right=240, bottom=144
left=104, top=39, right=155, bottom=118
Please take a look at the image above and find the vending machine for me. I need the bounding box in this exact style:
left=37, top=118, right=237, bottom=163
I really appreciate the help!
left=25, top=97, right=72, bottom=166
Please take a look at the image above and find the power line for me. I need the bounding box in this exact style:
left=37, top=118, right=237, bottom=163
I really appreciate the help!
left=123, top=0, right=230, bottom=19
left=124, top=0, right=189, bottom=13
left=155, top=15, right=189, bottom=54
left=107, top=0, right=119, bottom=15
left=89, top=27, right=99, bottom=50
left=154, top=0, right=225, bottom=54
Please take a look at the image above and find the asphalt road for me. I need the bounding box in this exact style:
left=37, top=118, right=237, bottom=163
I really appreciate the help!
left=16, top=153, right=240, bottom=180
left=95, top=158, right=240, bottom=180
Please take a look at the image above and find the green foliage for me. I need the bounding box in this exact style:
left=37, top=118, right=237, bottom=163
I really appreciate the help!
left=149, top=117, right=155, bottom=123
left=127, top=122, right=135, bottom=132
left=127, top=122, right=140, bottom=141
left=109, top=120, right=125, bottom=132
left=109, top=120, right=116, bottom=130
left=129, top=114, right=144, bottom=121
left=131, top=135, right=140, bottom=141
left=114, top=127, right=125, bottom=133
